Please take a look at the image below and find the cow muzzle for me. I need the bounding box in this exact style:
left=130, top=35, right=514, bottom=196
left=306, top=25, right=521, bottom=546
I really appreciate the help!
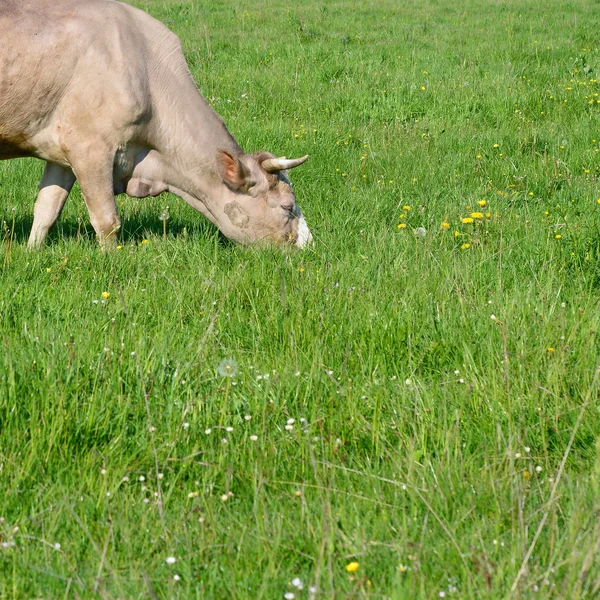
left=296, top=215, right=313, bottom=248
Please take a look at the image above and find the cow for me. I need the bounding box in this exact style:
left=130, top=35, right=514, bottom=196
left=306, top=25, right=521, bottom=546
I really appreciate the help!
left=0, top=0, right=312, bottom=248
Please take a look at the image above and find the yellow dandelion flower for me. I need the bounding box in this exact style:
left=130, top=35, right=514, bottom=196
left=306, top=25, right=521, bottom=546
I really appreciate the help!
left=524, top=471, right=530, bottom=479
left=485, top=212, right=491, bottom=218
left=140, top=239, right=150, bottom=245
left=555, top=234, right=562, bottom=239
left=116, top=245, right=123, bottom=250
left=493, top=143, right=500, bottom=148
left=478, top=200, right=486, bottom=207
left=298, top=267, right=305, bottom=273
left=440, top=222, right=450, bottom=230
left=397, top=223, right=407, bottom=229
left=461, top=217, right=474, bottom=224
left=346, top=562, right=359, bottom=573
left=461, top=243, right=471, bottom=249
left=547, top=347, right=555, bottom=353
left=597, top=198, right=600, bottom=204
left=101, top=292, right=110, bottom=299
left=402, top=205, right=411, bottom=211
left=476, top=154, right=482, bottom=159
left=46, top=267, right=51, bottom=273
left=454, top=231, right=460, bottom=237
left=470, top=212, right=484, bottom=219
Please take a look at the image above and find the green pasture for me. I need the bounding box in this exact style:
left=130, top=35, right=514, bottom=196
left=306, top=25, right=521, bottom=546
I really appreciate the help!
left=1, top=0, right=600, bottom=597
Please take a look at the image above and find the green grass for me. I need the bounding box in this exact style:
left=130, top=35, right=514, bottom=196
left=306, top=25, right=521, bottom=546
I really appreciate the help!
left=2, top=0, right=600, bottom=597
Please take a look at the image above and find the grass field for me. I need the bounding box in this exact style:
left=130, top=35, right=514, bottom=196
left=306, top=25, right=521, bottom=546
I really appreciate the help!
left=2, top=0, right=600, bottom=597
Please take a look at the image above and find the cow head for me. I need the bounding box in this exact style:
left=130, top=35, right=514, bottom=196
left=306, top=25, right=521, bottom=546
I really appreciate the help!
left=215, top=150, right=311, bottom=248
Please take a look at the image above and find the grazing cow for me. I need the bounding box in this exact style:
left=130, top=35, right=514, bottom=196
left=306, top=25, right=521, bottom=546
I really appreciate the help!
left=0, top=0, right=312, bottom=248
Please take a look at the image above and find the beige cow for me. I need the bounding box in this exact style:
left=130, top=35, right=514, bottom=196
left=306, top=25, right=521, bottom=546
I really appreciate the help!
left=0, top=0, right=312, bottom=248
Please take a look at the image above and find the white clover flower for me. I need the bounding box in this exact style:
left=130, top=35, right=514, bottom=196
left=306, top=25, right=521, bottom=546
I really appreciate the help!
left=165, top=556, right=176, bottom=565
left=535, top=465, right=543, bottom=473
left=205, top=428, right=212, bottom=435
left=226, top=426, right=233, bottom=432
left=414, top=226, right=427, bottom=239
left=250, top=435, right=258, bottom=441
left=244, top=415, right=252, bottom=421
left=291, top=577, right=303, bottom=589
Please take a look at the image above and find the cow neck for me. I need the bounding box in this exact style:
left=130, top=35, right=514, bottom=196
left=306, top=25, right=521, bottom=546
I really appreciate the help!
left=152, top=81, right=241, bottom=222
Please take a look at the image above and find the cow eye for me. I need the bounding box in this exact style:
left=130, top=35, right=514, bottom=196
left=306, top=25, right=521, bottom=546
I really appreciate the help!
left=282, top=205, right=296, bottom=216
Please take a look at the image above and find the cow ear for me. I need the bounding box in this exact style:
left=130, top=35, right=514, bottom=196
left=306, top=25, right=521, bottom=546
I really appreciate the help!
left=216, top=150, right=253, bottom=191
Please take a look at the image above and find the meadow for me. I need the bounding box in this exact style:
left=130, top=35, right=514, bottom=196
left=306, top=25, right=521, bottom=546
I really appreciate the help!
left=1, top=0, right=600, bottom=597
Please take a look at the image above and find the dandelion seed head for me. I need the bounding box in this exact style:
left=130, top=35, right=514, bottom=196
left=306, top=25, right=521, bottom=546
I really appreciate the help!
left=217, top=358, right=238, bottom=378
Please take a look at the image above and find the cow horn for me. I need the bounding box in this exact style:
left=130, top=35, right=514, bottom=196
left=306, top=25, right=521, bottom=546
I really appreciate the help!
left=261, top=155, right=309, bottom=173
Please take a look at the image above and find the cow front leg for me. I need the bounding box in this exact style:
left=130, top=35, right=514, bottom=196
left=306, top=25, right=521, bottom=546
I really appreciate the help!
left=28, top=162, right=76, bottom=249
left=69, top=149, right=121, bottom=249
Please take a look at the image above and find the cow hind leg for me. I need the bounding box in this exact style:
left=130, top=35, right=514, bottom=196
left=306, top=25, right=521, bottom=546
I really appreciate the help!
left=28, top=163, right=76, bottom=249
left=69, top=147, right=121, bottom=249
